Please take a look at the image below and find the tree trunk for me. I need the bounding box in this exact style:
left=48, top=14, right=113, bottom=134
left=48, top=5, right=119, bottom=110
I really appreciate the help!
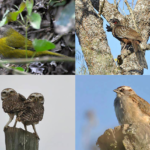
left=76, top=0, right=117, bottom=75
left=5, top=127, right=39, bottom=150
left=76, top=0, right=150, bottom=75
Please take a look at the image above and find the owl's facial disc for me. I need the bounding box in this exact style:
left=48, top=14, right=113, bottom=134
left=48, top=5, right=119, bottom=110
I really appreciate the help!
left=1, top=91, right=7, bottom=100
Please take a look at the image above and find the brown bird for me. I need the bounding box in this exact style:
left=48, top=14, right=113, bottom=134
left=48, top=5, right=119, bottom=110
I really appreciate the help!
left=109, top=18, right=148, bottom=69
left=17, top=93, right=44, bottom=139
left=1, top=88, right=26, bottom=130
left=114, top=86, right=150, bottom=125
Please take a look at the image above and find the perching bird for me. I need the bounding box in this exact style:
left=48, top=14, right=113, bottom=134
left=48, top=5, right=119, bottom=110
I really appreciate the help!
left=0, top=25, right=66, bottom=58
left=1, top=88, right=26, bottom=130
left=17, top=93, right=44, bottom=139
left=108, top=18, right=148, bottom=69
left=114, top=86, right=150, bottom=125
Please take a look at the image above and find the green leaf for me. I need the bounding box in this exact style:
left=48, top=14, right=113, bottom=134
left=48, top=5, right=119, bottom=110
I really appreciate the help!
left=33, top=39, right=56, bottom=52
left=29, top=13, right=41, bottom=29
left=18, top=2, right=26, bottom=13
left=0, top=10, right=9, bottom=27
left=26, top=0, right=33, bottom=15
left=7, top=11, right=20, bottom=22
left=12, top=67, right=25, bottom=72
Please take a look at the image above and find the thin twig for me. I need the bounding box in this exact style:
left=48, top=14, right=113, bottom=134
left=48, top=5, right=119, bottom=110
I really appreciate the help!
left=0, top=64, right=30, bottom=75
left=98, top=0, right=105, bottom=16
left=0, top=57, right=75, bottom=64
left=114, top=0, right=117, bottom=8
left=124, top=0, right=139, bottom=33
left=116, top=0, right=120, bottom=8
left=119, top=5, right=126, bottom=16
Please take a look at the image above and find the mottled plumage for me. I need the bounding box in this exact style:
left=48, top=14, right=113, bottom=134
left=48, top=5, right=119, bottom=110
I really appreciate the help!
left=17, top=93, right=44, bottom=139
left=1, top=88, right=26, bottom=130
left=114, top=86, right=150, bottom=125
left=110, top=18, right=147, bottom=69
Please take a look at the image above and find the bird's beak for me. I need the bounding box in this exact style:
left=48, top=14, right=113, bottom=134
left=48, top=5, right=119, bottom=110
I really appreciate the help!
left=113, top=89, right=119, bottom=93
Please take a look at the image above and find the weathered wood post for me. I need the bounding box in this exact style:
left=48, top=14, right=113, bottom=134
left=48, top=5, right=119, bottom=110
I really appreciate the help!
left=4, top=127, right=39, bottom=150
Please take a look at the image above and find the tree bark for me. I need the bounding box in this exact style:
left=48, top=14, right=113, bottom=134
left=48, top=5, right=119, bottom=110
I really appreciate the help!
left=76, top=0, right=118, bottom=75
left=96, top=124, right=150, bottom=150
left=5, top=127, right=39, bottom=150
left=76, top=0, right=150, bottom=75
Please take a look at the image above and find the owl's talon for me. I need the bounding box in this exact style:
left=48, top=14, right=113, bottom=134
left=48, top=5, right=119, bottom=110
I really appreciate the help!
left=33, top=133, right=40, bottom=140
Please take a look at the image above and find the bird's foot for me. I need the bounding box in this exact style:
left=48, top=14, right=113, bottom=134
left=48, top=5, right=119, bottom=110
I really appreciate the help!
left=34, top=133, right=40, bottom=140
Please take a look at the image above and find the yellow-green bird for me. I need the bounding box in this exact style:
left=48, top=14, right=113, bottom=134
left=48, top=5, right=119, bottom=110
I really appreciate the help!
left=0, top=25, right=65, bottom=58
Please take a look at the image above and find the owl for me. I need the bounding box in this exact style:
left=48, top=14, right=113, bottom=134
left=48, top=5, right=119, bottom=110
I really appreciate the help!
left=1, top=88, right=26, bottom=130
left=17, top=93, right=44, bottom=139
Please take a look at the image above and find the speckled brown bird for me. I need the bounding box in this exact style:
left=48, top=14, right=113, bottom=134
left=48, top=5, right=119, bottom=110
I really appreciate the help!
left=1, top=88, right=26, bottom=130
left=114, top=86, right=150, bottom=125
left=17, top=93, right=44, bottom=139
left=110, top=18, right=148, bottom=69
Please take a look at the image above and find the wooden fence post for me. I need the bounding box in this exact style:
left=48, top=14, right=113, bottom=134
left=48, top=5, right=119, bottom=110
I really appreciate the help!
left=5, top=127, right=39, bottom=150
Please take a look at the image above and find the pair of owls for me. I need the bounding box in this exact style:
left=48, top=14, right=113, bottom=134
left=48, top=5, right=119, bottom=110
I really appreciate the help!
left=1, top=88, right=44, bottom=140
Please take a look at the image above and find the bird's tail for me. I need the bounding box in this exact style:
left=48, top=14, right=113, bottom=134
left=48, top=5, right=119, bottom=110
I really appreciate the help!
left=132, top=40, right=148, bottom=69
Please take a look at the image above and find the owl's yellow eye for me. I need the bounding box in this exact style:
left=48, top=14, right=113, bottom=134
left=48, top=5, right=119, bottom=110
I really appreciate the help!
left=10, top=91, right=14, bottom=94
left=39, top=96, right=43, bottom=101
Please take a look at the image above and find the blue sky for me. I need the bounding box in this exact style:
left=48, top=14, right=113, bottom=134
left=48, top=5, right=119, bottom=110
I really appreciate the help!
left=76, top=0, right=150, bottom=75
left=76, top=75, right=150, bottom=150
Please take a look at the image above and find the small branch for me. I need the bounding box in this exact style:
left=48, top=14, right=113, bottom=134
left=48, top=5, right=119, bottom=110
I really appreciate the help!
left=98, top=0, right=105, bottom=16
left=114, top=0, right=117, bottom=8
left=0, top=57, right=75, bottom=64
left=114, top=0, right=120, bottom=9
left=117, top=0, right=120, bottom=8
left=142, top=43, right=150, bottom=51
left=124, top=0, right=139, bottom=33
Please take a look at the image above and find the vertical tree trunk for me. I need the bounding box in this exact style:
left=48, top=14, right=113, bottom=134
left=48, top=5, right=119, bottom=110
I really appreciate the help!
left=5, top=127, right=39, bottom=150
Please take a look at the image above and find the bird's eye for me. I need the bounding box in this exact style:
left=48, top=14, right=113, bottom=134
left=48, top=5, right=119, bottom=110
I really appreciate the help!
left=1, top=92, right=6, bottom=96
left=10, top=91, right=14, bottom=94
left=39, top=96, right=43, bottom=101
left=120, top=89, right=124, bottom=92
left=30, top=96, right=35, bottom=99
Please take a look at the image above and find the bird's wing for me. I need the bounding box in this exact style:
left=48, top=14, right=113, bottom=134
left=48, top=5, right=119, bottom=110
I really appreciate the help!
left=115, top=25, right=142, bottom=41
left=18, top=93, right=26, bottom=101
left=129, top=95, right=150, bottom=116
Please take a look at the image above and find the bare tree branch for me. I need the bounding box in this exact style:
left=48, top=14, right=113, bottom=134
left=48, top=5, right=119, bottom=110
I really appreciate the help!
left=77, top=0, right=150, bottom=75
left=124, top=0, right=139, bottom=33
left=99, top=0, right=105, bottom=15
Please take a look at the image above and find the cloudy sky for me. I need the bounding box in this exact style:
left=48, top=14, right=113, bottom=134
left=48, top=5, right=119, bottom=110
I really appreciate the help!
left=0, top=76, right=75, bottom=150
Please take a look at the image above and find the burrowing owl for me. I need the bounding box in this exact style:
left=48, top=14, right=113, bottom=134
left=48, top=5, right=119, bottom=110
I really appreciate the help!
left=17, top=93, right=44, bottom=139
left=114, top=86, right=150, bottom=125
left=1, top=88, right=26, bottom=130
